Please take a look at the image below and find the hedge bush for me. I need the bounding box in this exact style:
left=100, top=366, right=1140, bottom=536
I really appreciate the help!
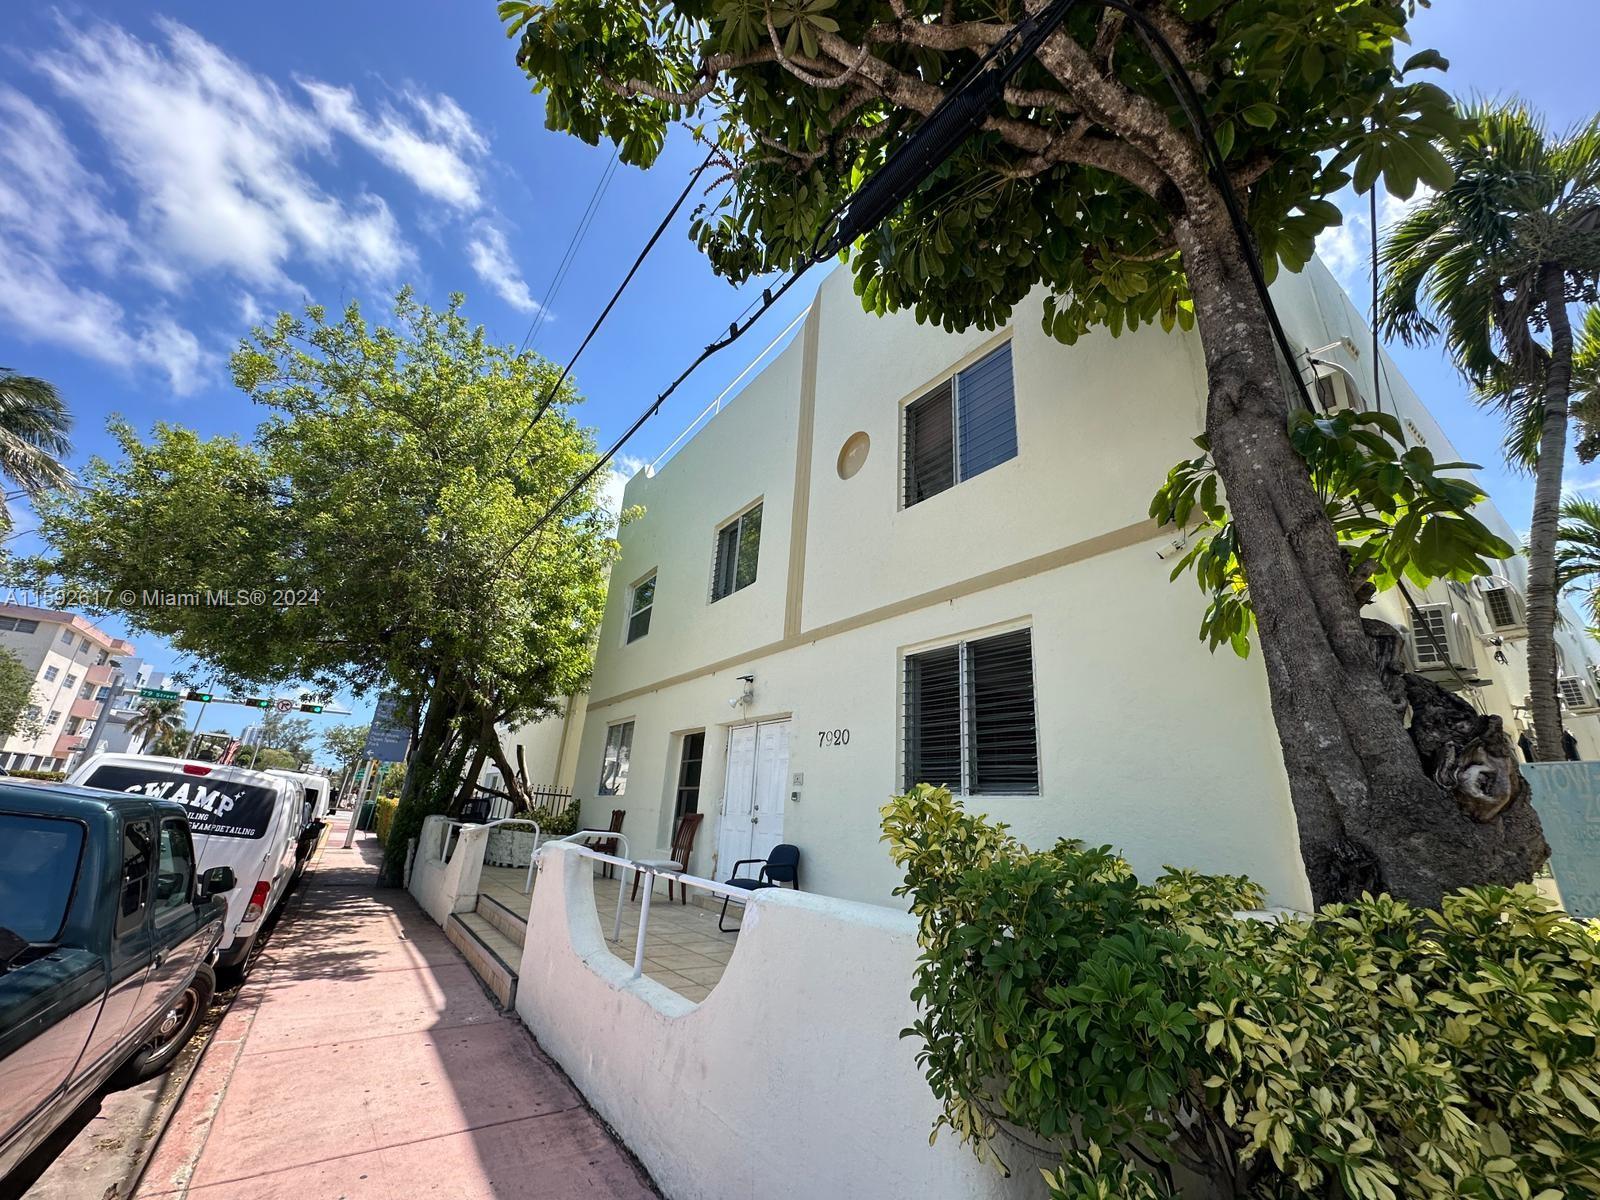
left=882, top=785, right=1600, bottom=1200
left=7, top=769, right=66, bottom=782
left=373, top=796, right=398, bottom=844
left=494, top=799, right=580, bottom=839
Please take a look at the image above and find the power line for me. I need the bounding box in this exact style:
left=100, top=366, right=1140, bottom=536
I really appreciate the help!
left=499, top=149, right=718, bottom=468
left=519, top=148, right=621, bottom=355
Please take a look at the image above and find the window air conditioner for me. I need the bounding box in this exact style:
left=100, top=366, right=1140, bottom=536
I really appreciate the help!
left=1558, top=675, right=1600, bottom=714
left=1405, top=603, right=1477, bottom=683
left=1480, top=583, right=1528, bottom=637
left=1310, top=363, right=1366, bottom=415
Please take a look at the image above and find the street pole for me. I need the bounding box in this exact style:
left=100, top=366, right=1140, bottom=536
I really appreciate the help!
left=342, top=757, right=379, bottom=848
left=75, top=664, right=123, bottom=770
left=181, top=679, right=216, bottom=760
left=247, top=724, right=265, bottom=770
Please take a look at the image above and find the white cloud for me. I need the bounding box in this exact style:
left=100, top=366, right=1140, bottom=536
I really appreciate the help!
left=301, top=80, right=485, bottom=211
left=1317, top=186, right=1433, bottom=299
left=34, top=20, right=414, bottom=290
left=0, top=244, right=208, bottom=393
left=0, top=18, right=537, bottom=394
left=466, top=223, right=539, bottom=313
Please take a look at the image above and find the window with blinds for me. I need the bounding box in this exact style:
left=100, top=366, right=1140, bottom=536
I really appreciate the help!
left=627, top=573, right=655, bottom=643
left=903, top=343, right=1017, bottom=508
left=903, top=628, right=1038, bottom=795
left=712, top=503, right=762, bottom=601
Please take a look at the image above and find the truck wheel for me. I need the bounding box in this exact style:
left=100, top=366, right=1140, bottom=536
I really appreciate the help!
left=117, top=965, right=215, bottom=1084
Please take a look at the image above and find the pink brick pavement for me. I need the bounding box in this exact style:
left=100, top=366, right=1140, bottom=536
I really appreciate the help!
left=136, top=818, right=658, bottom=1200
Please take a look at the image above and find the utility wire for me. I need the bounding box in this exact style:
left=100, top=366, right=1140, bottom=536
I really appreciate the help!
left=499, top=149, right=718, bottom=468
left=519, top=148, right=620, bottom=354
left=502, top=0, right=1083, bottom=557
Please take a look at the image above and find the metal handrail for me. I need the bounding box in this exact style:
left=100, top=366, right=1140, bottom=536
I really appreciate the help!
left=538, top=838, right=760, bottom=981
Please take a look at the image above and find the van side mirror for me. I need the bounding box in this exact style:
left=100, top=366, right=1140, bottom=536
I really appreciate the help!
left=199, top=865, right=236, bottom=899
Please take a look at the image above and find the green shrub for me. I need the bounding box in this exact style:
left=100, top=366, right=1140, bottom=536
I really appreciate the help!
left=8, top=769, right=66, bottom=782
left=373, top=795, right=398, bottom=844
left=882, top=785, right=1600, bottom=1200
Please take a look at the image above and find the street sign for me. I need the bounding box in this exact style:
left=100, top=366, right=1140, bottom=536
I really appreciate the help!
left=363, top=690, right=412, bottom=762
left=273, top=698, right=295, bottom=713
left=138, top=688, right=180, bottom=701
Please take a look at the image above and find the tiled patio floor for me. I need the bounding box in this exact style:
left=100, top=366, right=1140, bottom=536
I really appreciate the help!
left=478, top=864, right=739, bottom=1003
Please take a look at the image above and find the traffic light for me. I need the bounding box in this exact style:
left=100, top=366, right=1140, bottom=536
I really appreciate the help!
left=245, top=697, right=272, bottom=709
left=299, top=702, right=324, bottom=714
left=185, top=689, right=213, bottom=703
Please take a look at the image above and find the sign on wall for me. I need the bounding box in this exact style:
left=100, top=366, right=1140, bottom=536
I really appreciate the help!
left=1523, top=762, right=1600, bottom=919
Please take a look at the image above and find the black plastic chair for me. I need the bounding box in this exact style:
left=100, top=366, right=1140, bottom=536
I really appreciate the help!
left=718, top=844, right=800, bottom=932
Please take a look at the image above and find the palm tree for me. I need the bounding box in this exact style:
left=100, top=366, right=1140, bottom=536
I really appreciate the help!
left=0, top=370, right=73, bottom=532
left=1555, top=493, right=1600, bottom=627
left=1569, top=308, right=1600, bottom=462
left=1380, top=102, right=1600, bottom=761
left=126, top=698, right=185, bottom=754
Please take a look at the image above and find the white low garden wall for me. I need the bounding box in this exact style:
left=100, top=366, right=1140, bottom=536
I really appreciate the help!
left=408, top=814, right=489, bottom=927
left=516, top=844, right=1049, bottom=1200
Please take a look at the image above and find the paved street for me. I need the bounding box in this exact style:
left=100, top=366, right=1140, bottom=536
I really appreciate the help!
left=135, top=819, right=656, bottom=1200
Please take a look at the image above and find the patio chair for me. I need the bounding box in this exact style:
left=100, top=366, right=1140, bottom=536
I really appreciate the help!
left=586, top=809, right=626, bottom=880
left=632, top=813, right=704, bottom=904
left=718, top=844, right=800, bottom=932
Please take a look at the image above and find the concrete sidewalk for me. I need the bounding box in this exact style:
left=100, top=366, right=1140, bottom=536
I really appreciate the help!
left=137, top=819, right=657, bottom=1200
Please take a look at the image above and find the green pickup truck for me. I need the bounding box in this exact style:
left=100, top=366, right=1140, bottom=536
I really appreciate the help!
left=0, top=784, right=235, bottom=1182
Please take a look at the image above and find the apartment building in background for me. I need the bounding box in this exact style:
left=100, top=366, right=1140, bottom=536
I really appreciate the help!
left=0, top=604, right=136, bottom=772
left=569, top=258, right=1600, bottom=912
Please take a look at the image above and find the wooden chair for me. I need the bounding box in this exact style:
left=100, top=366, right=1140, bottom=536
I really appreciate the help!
left=632, top=813, right=704, bottom=903
left=586, top=809, right=625, bottom=879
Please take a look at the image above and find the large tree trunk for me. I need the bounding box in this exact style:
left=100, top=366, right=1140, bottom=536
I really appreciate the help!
left=1172, top=211, right=1548, bottom=906
left=1525, top=267, right=1576, bottom=761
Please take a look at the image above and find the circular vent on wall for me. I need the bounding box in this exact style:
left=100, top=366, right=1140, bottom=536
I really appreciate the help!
left=836, top=431, right=870, bottom=480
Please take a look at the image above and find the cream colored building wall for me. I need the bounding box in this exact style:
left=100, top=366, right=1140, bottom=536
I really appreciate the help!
left=575, top=256, right=1595, bottom=912
left=493, top=695, right=589, bottom=794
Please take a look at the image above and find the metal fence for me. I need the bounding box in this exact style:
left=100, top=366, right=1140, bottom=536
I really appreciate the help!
left=482, top=784, right=571, bottom=823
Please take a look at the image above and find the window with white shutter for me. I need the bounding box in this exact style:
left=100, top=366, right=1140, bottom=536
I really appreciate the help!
left=903, top=343, right=1017, bottom=508
left=904, top=628, right=1038, bottom=795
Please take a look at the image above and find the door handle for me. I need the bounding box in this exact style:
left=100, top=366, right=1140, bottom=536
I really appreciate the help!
left=153, top=951, right=165, bottom=969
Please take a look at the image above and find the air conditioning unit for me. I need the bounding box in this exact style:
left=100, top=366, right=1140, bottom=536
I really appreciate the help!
left=1310, top=365, right=1366, bottom=415
left=1558, top=675, right=1600, bottom=713
left=1406, top=603, right=1477, bottom=682
left=1480, top=583, right=1528, bottom=637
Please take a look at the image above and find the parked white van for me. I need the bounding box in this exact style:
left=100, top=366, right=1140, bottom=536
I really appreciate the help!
left=66, top=754, right=303, bottom=976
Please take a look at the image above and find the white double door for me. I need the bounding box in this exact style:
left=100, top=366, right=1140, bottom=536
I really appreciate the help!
left=716, top=720, right=789, bottom=880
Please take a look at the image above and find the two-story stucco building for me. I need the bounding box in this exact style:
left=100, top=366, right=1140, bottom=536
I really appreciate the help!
left=565, top=258, right=1600, bottom=911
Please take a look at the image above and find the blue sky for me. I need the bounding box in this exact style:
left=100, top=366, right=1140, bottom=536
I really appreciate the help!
left=0, top=1, right=1595, bottom=744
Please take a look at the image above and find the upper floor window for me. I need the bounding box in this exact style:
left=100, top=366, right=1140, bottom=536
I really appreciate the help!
left=904, top=627, right=1038, bottom=795
left=46, top=709, right=62, bottom=726
left=904, top=342, right=1017, bottom=507
left=599, top=721, right=634, bottom=796
left=712, top=503, right=762, bottom=602
left=43, top=666, right=59, bottom=682
left=64, top=674, right=78, bottom=690
left=627, top=574, right=656, bottom=643
left=60, top=630, right=75, bottom=646
left=0, top=616, right=39, bottom=634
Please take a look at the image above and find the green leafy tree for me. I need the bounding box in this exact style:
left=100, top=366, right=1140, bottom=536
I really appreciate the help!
left=251, top=746, right=299, bottom=771
left=1380, top=103, right=1600, bottom=762
left=0, top=369, right=73, bottom=533
left=1556, top=494, right=1600, bottom=627
left=503, top=0, right=1530, bottom=904
left=1568, top=307, right=1600, bottom=461
left=0, top=648, right=37, bottom=742
left=319, top=722, right=371, bottom=775
left=31, top=291, right=618, bottom=882
left=255, top=710, right=314, bottom=761
left=126, top=697, right=185, bottom=754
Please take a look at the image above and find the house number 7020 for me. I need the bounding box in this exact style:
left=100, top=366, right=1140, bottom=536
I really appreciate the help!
left=818, top=729, right=850, bottom=747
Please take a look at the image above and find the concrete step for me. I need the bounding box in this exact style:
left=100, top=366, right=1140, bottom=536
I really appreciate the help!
left=475, top=892, right=528, bottom=946
left=445, top=911, right=520, bottom=1009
